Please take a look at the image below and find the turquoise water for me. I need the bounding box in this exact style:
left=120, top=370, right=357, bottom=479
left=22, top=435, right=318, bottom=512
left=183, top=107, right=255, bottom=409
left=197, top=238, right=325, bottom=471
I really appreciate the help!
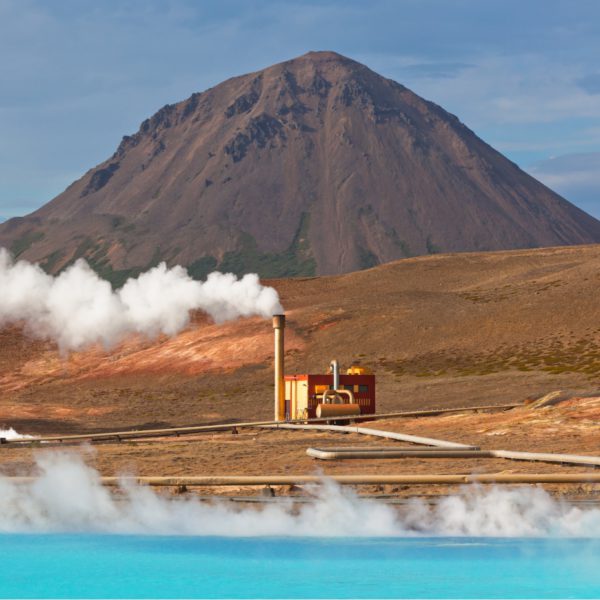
left=0, top=535, right=599, bottom=598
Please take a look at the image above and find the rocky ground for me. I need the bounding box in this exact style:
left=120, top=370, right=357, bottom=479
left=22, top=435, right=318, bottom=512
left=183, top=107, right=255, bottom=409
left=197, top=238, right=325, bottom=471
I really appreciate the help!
left=1, top=245, right=599, bottom=499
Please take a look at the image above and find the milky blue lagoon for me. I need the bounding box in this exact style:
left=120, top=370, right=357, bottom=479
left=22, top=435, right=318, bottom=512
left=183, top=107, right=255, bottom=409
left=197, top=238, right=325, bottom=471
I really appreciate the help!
left=0, top=535, right=599, bottom=598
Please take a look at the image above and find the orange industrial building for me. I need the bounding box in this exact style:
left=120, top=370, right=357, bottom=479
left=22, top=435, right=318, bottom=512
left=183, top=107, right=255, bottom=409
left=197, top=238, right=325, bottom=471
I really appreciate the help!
left=272, top=314, right=375, bottom=421
left=284, top=371, right=376, bottom=420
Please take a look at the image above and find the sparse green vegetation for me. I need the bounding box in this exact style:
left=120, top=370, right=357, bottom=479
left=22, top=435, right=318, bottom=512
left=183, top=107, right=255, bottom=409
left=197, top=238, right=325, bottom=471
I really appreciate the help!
left=397, top=239, right=411, bottom=258
left=358, top=246, right=379, bottom=269
left=218, top=212, right=316, bottom=278
left=40, top=249, right=64, bottom=272
left=426, top=235, right=441, bottom=254
left=110, top=215, right=126, bottom=229
left=60, top=236, right=142, bottom=288
left=147, top=246, right=164, bottom=269
left=109, top=215, right=135, bottom=234
left=10, top=230, right=45, bottom=257
left=460, top=281, right=565, bottom=304
left=188, top=256, right=218, bottom=280
left=380, top=336, right=600, bottom=380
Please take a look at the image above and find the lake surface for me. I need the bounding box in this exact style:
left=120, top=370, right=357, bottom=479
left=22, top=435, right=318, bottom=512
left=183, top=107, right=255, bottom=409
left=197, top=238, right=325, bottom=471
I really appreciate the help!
left=0, top=535, right=599, bottom=598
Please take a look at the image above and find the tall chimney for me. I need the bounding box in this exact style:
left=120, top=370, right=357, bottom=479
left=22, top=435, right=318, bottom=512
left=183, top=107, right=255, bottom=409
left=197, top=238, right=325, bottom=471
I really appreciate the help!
left=272, top=314, right=285, bottom=421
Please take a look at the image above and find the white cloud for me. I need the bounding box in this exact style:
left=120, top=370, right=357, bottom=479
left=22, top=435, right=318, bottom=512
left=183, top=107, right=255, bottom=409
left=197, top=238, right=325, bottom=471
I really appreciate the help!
left=2, top=1, right=600, bottom=218
left=526, top=152, right=600, bottom=218
left=402, top=55, right=600, bottom=126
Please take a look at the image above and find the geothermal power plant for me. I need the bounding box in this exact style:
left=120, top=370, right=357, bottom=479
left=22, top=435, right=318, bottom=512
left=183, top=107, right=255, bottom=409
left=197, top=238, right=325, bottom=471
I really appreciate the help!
left=2, top=311, right=600, bottom=499
left=3, top=8, right=600, bottom=596
left=273, top=314, right=375, bottom=421
left=0, top=49, right=598, bottom=522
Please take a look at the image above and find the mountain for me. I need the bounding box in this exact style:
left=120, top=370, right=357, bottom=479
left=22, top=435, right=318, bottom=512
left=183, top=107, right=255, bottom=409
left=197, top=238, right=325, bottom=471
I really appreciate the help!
left=1, top=50, right=599, bottom=284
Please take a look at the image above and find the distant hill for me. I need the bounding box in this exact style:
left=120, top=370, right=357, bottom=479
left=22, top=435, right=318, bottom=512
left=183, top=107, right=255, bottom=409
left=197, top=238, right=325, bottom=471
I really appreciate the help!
left=1, top=50, right=599, bottom=285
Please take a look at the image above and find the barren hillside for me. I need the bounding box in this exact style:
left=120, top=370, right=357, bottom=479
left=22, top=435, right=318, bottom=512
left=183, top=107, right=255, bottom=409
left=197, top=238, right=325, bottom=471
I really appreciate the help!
left=1, top=245, right=599, bottom=434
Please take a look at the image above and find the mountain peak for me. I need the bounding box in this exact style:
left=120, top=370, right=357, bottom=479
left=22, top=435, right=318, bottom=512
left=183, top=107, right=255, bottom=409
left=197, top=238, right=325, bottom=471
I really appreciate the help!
left=292, top=50, right=355, bottom=64
left=1, top=53, right=599, bottom=284
left=272, top=50, right=373, bottom=83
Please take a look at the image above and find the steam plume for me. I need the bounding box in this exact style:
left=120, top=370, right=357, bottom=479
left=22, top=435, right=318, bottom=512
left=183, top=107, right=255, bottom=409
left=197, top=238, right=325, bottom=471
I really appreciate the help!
left=1, top=452, right=599, bottom=537
left=0, top=428, right=35, bottom=441
left=0, top=248, right=283, bottom=351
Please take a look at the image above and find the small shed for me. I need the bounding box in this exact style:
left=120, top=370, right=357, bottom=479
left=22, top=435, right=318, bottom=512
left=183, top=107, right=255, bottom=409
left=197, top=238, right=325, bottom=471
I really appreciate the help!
left=284, top=368, right=375, bottom=420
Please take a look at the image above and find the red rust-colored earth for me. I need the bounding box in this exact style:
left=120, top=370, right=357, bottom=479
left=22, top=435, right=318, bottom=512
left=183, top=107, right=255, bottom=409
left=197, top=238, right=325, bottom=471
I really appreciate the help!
left=1, top=246, right=599, bottom=498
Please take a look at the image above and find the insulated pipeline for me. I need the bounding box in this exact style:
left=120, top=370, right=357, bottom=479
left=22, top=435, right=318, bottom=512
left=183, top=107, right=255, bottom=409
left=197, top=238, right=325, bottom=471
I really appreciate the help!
left=305, top=446, right=600, bottom=468
left=0, top=404, right=520, bottom=446
left=264, top=423, right=474, bottom=448
left=4, top=473, right=600, bottom=486
left=306, top=448, right=494, bottom=460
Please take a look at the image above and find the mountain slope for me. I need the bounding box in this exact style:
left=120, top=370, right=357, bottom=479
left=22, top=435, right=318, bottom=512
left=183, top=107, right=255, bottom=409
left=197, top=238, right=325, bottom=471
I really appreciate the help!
left=1, top=50, right=600, bottom=283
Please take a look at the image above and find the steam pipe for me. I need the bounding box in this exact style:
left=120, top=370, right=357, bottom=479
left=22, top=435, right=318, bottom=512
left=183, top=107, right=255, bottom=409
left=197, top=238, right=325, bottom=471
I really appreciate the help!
left=302, top=446, right=600, bottom=467
left=0, top=403, right=520, bottom=447
left=5, top=473, right=600, bottom=486
left=491, top=449, right=600, bottom=467
left=273, top=314, right=286, bottom=421
left=264, top=422, right=474, bottom=448
left=302, top=446, right=481, bottom=452
left=321, top=389, right=355, bottom=405
left=315, top=403, right=361, bottom=419
left=307, top=448, right=495, bottom=460
left=330, top=359, right=340, bottom=391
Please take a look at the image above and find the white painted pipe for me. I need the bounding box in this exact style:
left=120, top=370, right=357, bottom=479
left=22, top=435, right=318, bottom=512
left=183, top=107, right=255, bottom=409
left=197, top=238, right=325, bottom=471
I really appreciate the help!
left=304, top=445, right=600, bottom=468
left=263, top=423, right=474, bottom=448
left=5, top=473, right=600, bottom=486
left=330, top=359, right=340, bottom=391
left=307, top=448, right=494, bottom=460
left=305, top=446, right=481, bottom=452
left=0, top=405, right=520, bottom=447
left=492, top=449, right=600, bottom=467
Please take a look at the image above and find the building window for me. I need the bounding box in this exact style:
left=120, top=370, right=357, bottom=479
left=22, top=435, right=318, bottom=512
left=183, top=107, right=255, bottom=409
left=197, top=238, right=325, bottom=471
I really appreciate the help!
left=359, top=384, right=369, bottom=393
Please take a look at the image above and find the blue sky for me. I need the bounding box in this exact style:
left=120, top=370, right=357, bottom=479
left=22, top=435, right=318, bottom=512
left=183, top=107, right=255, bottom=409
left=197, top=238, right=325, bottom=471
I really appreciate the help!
left=1, top=0, right=599, bottom=219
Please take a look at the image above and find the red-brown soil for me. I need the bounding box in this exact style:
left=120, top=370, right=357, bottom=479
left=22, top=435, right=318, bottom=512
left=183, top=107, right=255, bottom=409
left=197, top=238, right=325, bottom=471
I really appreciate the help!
left=0, top=244, right=599, bottom=500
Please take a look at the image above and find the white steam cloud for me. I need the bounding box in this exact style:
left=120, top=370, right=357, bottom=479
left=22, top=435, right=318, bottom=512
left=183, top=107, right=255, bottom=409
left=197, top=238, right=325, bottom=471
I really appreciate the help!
left=0, top=248, right=283, bottom=351
left=0, top=428, right=35, bottom=441
left=1, top=452, right=599, bottom=537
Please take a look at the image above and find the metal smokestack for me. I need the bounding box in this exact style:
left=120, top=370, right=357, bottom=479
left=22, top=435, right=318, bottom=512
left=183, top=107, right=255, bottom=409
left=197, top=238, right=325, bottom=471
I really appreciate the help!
left=330, top=359, right=340, bottom=391
left=272, top=314, right=285, bottom=421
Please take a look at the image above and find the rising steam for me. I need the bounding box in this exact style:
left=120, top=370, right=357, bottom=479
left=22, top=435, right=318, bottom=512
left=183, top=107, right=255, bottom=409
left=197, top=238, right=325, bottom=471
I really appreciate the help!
left=0, top=248, right=283, bottom=351
left=0, top=428, right=35, bottom=441
left=1, top=452, right=599, bottom=537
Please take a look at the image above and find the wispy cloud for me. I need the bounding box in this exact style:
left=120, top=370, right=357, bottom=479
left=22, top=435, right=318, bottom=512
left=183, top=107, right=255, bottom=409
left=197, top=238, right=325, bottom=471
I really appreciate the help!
left=396, top=55, right=600, bottom=125
left=1, top=1, right=600, bottom=217
left=529, top=153, right=600, bottom=187
left=527, top=152, right=600, bottom=219
left=368, top=53, right=600, bottom=169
